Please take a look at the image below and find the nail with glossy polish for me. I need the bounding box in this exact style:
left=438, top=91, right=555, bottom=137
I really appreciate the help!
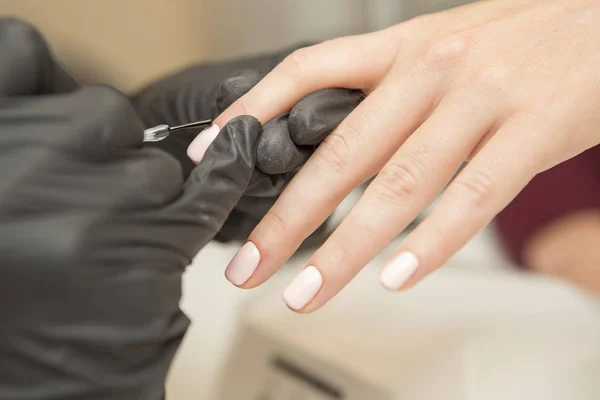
left=282, top=266, right=323, bottom=311
left=187, top=124, right=220, bottom=163
left=380, top=251, right=419, bottom=291
left=225, top=242, right=261, bottom=286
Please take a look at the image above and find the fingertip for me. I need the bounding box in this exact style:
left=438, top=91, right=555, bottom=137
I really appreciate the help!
left=256, top=114, right=310, bottom=174
left=288, top=88, right=365, bottom=146
left=187, top=124, right=220, bottom=164
left=282, top=266, right=323, bottom=311
left=282, top=298, right=315, bottom=314
left=225, top=241, right=261, bottom=287
left=379, top=251, right=420, bottom=292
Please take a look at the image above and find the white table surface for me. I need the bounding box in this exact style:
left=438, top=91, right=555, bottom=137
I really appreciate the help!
left=165, top=193, right=598, bottom=400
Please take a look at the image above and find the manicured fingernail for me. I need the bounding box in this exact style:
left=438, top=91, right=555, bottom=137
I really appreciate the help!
left=225, top=242, right=260, bottom=286
left=282, top=266, right=323, bottom=311
left=380, top=251, right=419, bottom=291
left=187, top=124, right=220, bottom=163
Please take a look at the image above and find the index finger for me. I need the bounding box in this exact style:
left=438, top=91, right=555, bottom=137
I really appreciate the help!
left=214, top=29, right=401, bottom=127
left=169, top=116, right=262, bottom=253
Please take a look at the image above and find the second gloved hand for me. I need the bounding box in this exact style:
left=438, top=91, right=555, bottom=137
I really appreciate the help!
left=199, top=73, right=365, bottom=242
left=134, top=54, right=364, bottom=242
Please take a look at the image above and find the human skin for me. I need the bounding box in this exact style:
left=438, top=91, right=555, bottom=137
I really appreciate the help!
left=214, top=0, right=600, bottom=312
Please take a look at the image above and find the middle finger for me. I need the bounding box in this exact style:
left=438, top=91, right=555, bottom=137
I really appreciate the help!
left=224, top=66, right=441, bottom=288
left=288, top=87, right=500, bottom=311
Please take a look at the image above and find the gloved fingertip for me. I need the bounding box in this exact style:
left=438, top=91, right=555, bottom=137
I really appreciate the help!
left=187, top=124, right=221, bottom=164
left=175, top=116, right=262, bottom=245
left=256, top=114, right=308, bottom=174
left=0, top=18, right=49, bottom=96
left=216, top=70, right=265, bottom=113
left=289, top=88, right=365, bottom=146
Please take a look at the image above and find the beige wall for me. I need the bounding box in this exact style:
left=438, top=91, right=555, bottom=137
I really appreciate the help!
left=206, top=0, right=366, bottom=59
left=1, top=0, right=215, bottom=93
left=0, top=0, right=476, bottom=93
left=0, top=0, right=367, bottom=94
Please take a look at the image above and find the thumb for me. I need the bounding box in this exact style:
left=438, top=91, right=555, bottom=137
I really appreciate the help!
left=171, top=116, right=263, bottom=250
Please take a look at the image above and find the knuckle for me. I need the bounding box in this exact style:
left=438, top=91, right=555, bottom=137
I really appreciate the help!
left=424, top=222, right=447, bottom=252
left=423, top=34, right=470, bottom=69
left=233, top=97, right=253, bottom=119
left=315, top=133, right=353, bottom=174
left=261, top=208, right=294, bottom=242
left=452, top=169, right=496, bottom=210
left=373, top=161, right=421, bottom=204
left=282, top=48, right=312, bottom=80
left=314, top=125, right=361, bottom=174
left=329, top=240, right=356, bottom=271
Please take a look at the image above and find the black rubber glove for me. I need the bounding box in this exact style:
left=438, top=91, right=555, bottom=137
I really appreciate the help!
left=135, top=63, right=364, bottom=242
left=255, top=87, right=366, bottom=174
left=0, top=19, right=262, bottom=400
left=133, top=49, right=298, bottom=179
left=0, top=17, right=79, bottom=95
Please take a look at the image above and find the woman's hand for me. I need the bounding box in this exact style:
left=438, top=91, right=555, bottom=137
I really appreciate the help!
left=216, top=0, right=600, bottom=312
left=134, top=53, right=363, bottom=243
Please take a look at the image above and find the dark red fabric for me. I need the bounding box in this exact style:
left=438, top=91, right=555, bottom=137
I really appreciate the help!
left=495, top=144, right=600, bottom=266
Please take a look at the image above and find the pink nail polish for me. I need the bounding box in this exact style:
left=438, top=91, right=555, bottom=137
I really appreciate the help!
left=282, top=266, right=323, bottom=311
left=225, top=242, right=260, bottom=286
left=187, top=124, right=220, bottom=163
left=380, top=251, right=419, bottom=291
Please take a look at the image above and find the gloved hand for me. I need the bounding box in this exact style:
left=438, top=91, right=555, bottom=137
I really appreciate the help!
left=133, top=49, right=299, bottom=178
left=134, top=57, right=364, bottom=242
left=0, top=19, right=262, bottom=400
left=0, top=17, right=79, bottom=95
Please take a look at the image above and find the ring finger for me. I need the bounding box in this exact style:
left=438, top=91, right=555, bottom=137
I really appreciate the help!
left=283, top=87, right=501, bottom=312
left=224, top=66, right=440, bottom=289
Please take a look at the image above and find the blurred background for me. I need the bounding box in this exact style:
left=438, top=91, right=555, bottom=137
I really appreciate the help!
left=1, top=0, right=472, bottom=93
left=2, top=1, right=598, bottom=399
